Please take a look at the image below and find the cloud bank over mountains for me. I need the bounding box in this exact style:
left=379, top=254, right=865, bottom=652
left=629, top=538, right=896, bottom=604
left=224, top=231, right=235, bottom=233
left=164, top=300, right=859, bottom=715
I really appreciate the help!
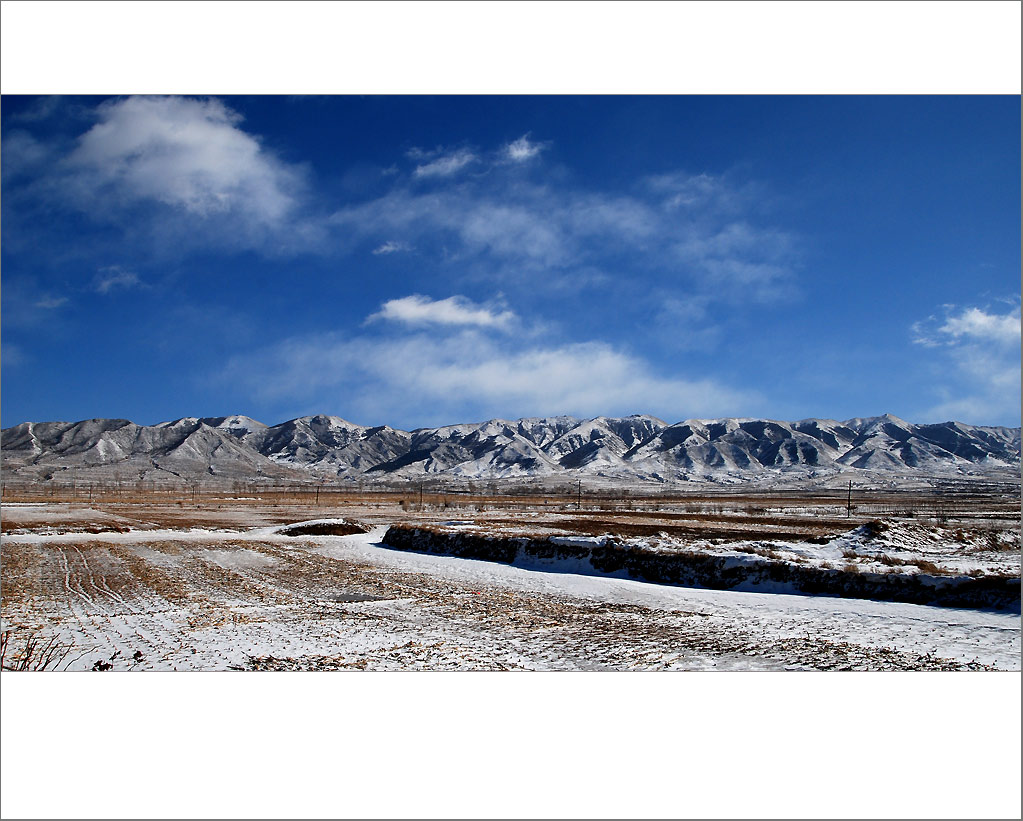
left=226, top=293, right=760, bottom=429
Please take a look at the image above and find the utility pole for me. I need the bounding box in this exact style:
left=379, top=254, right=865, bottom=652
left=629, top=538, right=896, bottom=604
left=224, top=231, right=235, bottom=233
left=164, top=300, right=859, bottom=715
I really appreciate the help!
left=846, top=480, right=852, bottom=518
left=577, top=479, right=582, bottom=510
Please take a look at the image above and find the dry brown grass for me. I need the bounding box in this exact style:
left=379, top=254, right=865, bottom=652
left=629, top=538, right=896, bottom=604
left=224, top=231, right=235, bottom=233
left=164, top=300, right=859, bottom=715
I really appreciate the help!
left=104, top=543, right=193, bottom=604
left=1, top=543, right=65, bottom=604
left=912, top=559, right=945, bottom=575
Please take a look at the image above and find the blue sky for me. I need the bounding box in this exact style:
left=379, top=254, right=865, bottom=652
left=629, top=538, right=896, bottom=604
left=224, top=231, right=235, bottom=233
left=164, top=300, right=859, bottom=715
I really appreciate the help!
left=2, top=94, right=1019, bottom=429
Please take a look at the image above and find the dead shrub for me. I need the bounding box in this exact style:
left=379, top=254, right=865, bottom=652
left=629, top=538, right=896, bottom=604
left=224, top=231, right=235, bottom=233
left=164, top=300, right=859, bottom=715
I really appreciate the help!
left=1, top=630, right=76, bottom=671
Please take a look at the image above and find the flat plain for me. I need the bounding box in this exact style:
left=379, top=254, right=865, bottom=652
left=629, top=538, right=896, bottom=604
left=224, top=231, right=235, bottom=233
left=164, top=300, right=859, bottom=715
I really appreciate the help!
left=1, top=484, right=1019, bottom=671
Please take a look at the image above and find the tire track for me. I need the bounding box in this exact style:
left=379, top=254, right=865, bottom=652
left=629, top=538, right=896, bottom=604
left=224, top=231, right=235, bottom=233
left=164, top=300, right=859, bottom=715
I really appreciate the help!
left=53, top=545, right=116, bottom=663
left=63, top=545, right=174, bottom=668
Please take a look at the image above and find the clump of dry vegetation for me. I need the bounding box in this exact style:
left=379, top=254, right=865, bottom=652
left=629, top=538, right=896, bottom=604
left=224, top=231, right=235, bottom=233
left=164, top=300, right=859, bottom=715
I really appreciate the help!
left=912, top=559, right=944, bottom=575
left=736, top=544, right=786, bottom=561
left=862, top=519, right=889, bottom=539
left=0, top=630, right=77, bottom=671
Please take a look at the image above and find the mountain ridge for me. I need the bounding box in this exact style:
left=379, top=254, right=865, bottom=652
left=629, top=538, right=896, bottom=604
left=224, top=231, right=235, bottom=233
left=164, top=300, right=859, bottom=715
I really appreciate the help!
left=2, top=413, right=1019, bottom=487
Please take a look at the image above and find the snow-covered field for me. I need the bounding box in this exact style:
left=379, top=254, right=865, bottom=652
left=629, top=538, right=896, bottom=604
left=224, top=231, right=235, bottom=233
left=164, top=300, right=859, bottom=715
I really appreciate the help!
left=2, top=496, right=1018, bottom=671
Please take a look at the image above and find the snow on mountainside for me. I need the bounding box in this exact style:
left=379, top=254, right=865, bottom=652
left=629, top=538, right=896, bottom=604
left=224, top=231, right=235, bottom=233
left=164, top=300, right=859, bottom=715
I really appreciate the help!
left=1, top=414, right=1019, bottom=486
left=199, top=415, right=268, bottom=438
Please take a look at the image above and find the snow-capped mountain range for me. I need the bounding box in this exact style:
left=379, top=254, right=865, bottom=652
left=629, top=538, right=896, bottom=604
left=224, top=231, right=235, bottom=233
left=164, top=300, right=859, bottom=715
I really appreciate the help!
left=1, top=413, right=1019, bottom=487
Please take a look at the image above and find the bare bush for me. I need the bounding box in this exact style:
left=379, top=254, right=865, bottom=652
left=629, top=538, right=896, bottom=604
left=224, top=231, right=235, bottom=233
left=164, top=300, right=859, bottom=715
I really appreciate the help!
left=1, top=630, right=77, bottom=671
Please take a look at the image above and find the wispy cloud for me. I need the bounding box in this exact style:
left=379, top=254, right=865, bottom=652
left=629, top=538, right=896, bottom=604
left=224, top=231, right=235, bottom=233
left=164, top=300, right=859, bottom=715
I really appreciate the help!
left=366, top=294, right=516, bottom=329
left=331, top=158, right=797, bottom=305
left=6, top=95, right=64, bottom=124
left=412, top=147, right=477, bottom=179
left=503, top=134, right=545, bottom=162
left=371, top=240, right=412, bottom=255
left=1, top=343, right=26, bottom=370
left=93, top=266, right=141, bottom=293
left=1, top=280, right=71, bottom=330
left=33, top=295, right=68, bottom=309
left=912, top=301, right=1021, bottom=424
left=1, top=130, right=54, bottom=182
left=647, top=171, right=756, bottom=213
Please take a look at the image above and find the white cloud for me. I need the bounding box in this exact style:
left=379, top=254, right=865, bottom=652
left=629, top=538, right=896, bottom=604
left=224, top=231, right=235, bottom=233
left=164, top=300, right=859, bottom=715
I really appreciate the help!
left=93, top=266, right=141, bottom=293
left=937, top=306, right=1021, bottom=346
left=223, top=322, right=758, bottom=427
left=1, top=96, right=327, bottom=259
left=503, top=134, right=545, bottom=162
left=647, top=171, right=757, bottom=214
left=33, top=295, right=68, bottom=309
left=66, top=96, right=304, bottom=228
left=391, top=338, right=749, bottom=418
left=913, top=302, right=1021, bottom=424
left=412, top=148, right=476, bottom=178
left=371, top=240, right=411, bottom=255
left=367, top=295, right=517, bottom=329
left=913, top=303, right=1021, bottom=348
